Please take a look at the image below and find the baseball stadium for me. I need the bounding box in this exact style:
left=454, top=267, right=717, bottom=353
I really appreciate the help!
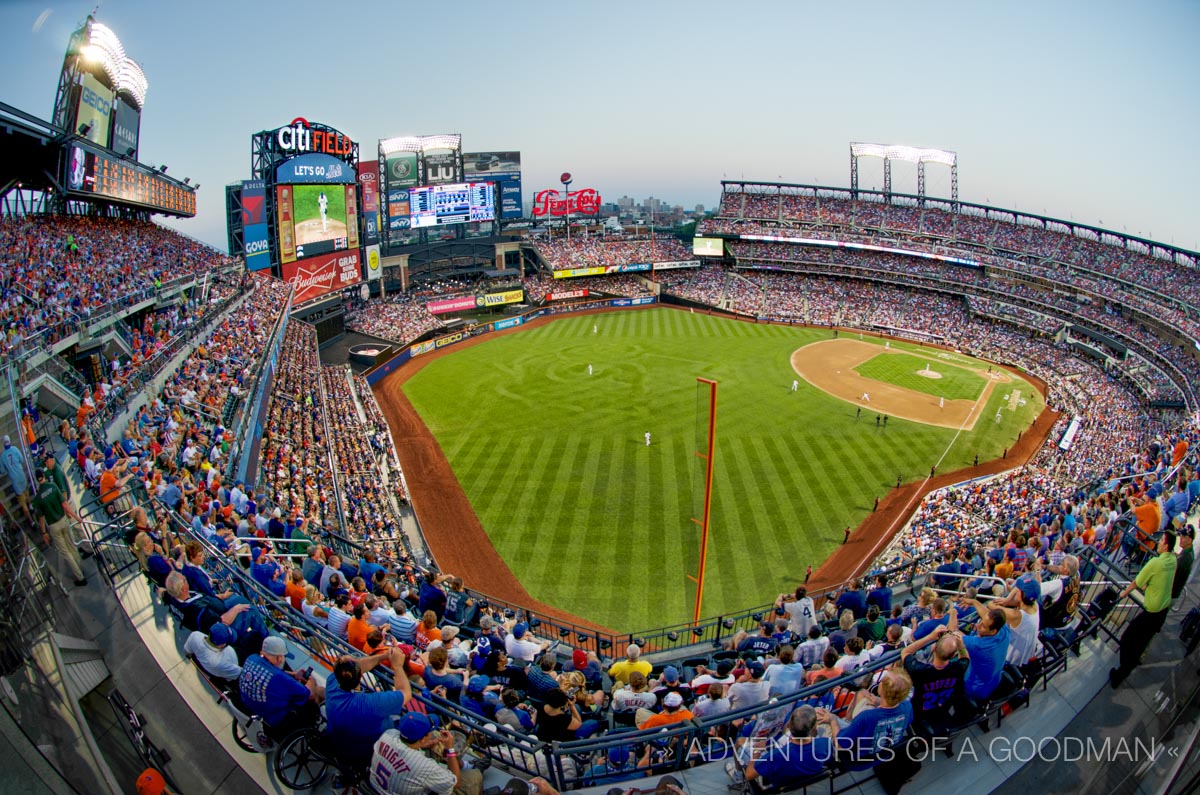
left=0, top=7, right=1197, bottom=795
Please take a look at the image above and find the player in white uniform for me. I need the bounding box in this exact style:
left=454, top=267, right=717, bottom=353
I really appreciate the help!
left=939, top=396, right=944, bottom=409
left=861, top=392, right=870, bottom=402
left=791, top=380, right=799, bottom=392
left=588, top=364, right=593, bottom=376
left=318, top=191, right=329, bottom=231
left=645, top=432, right=651, bottom=446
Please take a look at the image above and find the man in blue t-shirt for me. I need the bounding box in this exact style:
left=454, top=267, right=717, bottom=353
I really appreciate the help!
left=912, top=598, right=951, bottom=641
left=238, top=635, right=323, bottom=739
left=747, top=706, right=836, bottom=786
left=837, top=670, right=914, bottom=768
left=866, top=576, right=893, bottom=615
left=958, top=604, right=1012, bottom=702
left=324, top=646, right=412, bottom=769
left=835, top=580, right=868, bottom=620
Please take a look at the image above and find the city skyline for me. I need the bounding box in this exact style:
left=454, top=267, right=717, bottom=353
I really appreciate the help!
left=0, top=1, right=1196, bottom=252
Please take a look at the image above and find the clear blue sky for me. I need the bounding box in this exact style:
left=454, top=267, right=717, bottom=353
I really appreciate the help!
left=1, top=0, right=1197, bottom=251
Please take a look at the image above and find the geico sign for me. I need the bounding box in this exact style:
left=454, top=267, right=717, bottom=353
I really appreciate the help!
left=276, top=118, right=354, bottom=157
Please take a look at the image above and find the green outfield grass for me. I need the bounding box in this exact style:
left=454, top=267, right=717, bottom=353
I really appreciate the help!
left=402, top=308, right=1044, bottom=631
left=854, top=352, right=987, bottom=401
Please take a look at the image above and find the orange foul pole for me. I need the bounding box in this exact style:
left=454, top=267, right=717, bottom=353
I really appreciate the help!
left=690, top=378, right=718, bottom=624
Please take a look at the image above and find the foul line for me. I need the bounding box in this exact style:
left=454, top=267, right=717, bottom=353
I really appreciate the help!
left=857, top=385, right=995, bottom=571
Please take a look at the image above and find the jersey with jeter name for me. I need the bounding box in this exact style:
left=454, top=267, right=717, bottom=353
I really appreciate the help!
left=370, top=729, right=456, bottom=794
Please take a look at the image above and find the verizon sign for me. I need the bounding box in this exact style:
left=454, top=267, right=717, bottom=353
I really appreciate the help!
left=281, top=251, right=361, bottom=304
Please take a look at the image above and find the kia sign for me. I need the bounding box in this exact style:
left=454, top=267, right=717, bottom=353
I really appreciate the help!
left=281, top=251, right=362, bottom=304
left=532, top=188, right=602, bottom=217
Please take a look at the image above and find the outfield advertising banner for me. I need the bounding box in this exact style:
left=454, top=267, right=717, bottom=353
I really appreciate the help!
left=112, top=98, right=140, bottom=157
left=427, top=296, right=479, bottom=315
left=612, top=297, right=656, bottom=307
left=482, top=289, right=523, bottom=307
left=493, top=317, right=523, bottom=331
left=653, top=260, right=702, bottom=270
left=435, top=331, right=467, bottom=348
left=359, top=160, right=381, bottom=245
left=552, top=263, right=651, bottom=278
left=386, top=153, right=419, bottom=188
left=281, top=250, right=361, bottom=304
left=424, top=152, right=459, bottom=185
left=76, top=74, right=113, bottom=148
left=547, top=289, right=589, bottom=301
left=242, top=179, right=270, bottom=270
left=276, top=185, right=297, bottom=264
left=365, top=243, right=382, bottom=281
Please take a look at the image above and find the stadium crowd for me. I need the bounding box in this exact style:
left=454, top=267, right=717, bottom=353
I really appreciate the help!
left=532, top=236, right=691, bottom=270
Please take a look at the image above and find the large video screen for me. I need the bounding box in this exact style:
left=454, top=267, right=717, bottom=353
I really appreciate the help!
left=277, top=183, right=359, bottom=264
left=408, top=182, right=494, bottom=228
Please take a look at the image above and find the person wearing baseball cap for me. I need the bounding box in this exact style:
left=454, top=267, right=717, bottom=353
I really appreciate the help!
left=1171, top=524, right=1193, bottom=610
left=637, top=689, right=695, bottom=730
left=238, top=635, right=323, bottom=739
left=504, top=620, right=550, bottom=664
left=370, top=710, right=482, bottom=795
left=183, top=622, right=242, bottom=686
left=135, top=767, right=178, bottom=795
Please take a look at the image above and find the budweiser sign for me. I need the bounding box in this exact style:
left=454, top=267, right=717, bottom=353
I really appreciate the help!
left=282, top=251, right=361, bottom=304
left=532, top=188, right=602, bottom=217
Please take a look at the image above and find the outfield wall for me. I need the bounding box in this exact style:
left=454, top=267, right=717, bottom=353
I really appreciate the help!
left=363, top=295, right=658, bottom=385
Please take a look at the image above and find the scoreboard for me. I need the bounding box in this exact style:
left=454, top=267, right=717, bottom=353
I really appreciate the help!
left=66, top=145, right=196, bottom=217
left=408, top=181, right=494, bottom=228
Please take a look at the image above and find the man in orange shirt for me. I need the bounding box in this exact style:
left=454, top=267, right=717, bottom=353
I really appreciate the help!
left=1133, top=494, right=1161, bottom=545
left=638, top=691, right=694, bottom=730
left=347, top=603, right=374, bottom=650
left=284, top=569, right=306, bottom=610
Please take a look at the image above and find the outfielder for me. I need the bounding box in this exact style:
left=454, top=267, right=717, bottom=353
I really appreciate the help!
left=791, top=380, right=799, bottom=392
left=645, top=432, right=651, bottom=446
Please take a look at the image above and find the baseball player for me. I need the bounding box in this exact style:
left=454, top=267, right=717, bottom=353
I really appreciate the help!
left=318, top=190, right=329, bottom=231
left=791, top=380, right=799, bottom=392
left=645, top=432, right=651, bottom=446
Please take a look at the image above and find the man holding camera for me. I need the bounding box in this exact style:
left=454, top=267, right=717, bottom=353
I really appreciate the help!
left=370, top=711, right=482, bottom=795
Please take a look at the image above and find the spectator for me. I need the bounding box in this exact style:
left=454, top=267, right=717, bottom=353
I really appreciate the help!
left=325, top=647, right=414, bottom=769
left=504, top=621, right=550, bottom=664
left=238, top=635, right=323, bottom=739
left=1110, top=531, right=1178, bottom=687
left=31, top=467, right=86, bottom=586
left=746, top=706, right=836, bottom=787
left=369, top=704, right=483, bottom=795
left=836, top=669, right=914, bottom=768
left=183, top=623, right=242, bottom=687
left=608, top=643, right=651, bottom=686
left=835, top=580, right=867, bottom=620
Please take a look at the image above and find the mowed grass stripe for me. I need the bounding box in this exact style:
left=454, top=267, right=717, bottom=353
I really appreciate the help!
left=402, top=308, right=1044, bottom=630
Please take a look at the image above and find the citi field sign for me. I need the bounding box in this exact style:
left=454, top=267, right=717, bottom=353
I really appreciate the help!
left=276, top=118, right=354, bottom=157
left=254, top=118, right=358, bottom=167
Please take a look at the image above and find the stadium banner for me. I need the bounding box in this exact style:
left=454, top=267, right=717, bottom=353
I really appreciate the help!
left=411, top=341, right=436, bottom=356
left=111, top=98, right=140, bottom=157
left=427, top=296, right=479, bottom=315
left=493, top=173, right=523, bottom=218
left=344, top=184, right=359, bottom=248
left=493, top=317, right=523, bottom=331
left=611, top=297, right=657, bottom=307
left=76, top=74, right=113, bottom=148
left=424, top=152, right=459, bottom=185
left=552, top=263, right=651, bottom=278
left=693, top=237, right=724, bottom=257
left=386, top=153, right=419, bottom=188
left=365, top=244, right=382, bottom=281
left=281, top=250, right=361, bottom=304
left=482, top=289, right=523, bottom=307
left=532, top=188, right=602, bottom=217
left=359, top=160, right=381, bottom=245
left=275, top=153, right=355, bottom=184
left=463, top=151, right=521, bottom=176
left=276, top=185, right=297, bottom=264
left=547, top=288, right=589, bottom=301
left=241, top=180, right=270, bottom=271
left=654, top=259, right=701, bottom=270
left=387, top=188, right=411, bottom=230
left=435, top=331, right=467, bottom=348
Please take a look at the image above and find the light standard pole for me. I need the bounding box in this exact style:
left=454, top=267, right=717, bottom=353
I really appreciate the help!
left=561, top=172, right=572, bottom=246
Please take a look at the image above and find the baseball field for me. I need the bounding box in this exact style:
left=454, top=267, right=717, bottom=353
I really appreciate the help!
left=399, top=307, right=1044, bottom=631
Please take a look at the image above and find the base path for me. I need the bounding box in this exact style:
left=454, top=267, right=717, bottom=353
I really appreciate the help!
left=791, top=338, right=1012, bottom=430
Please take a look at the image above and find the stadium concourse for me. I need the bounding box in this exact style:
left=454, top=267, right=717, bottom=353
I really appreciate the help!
left=3, top=204, right=1198, bottom=795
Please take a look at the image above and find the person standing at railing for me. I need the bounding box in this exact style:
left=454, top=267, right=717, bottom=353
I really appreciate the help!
left=1110, top=530, right=1177, bottom=688
left=32, top=467, right=87, bottom=587
left=1, top=435, right=33, bottom=525
left=1172, top=525, right=1194, bottom=612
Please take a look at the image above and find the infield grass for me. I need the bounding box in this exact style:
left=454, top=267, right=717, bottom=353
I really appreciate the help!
left=854, top=352, right=987, bottom=401
left=402, top=308, right=1044, bottom=631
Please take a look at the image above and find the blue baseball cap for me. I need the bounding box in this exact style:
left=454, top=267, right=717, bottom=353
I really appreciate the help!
left=1016, top=574, right=1041, bottom=602
left=662, top=665, right=679, bottom=683
left=467, top=674, right=490, bottom=694
left=209, top=623, right=235, bottom=646
left=512, top=622, right=528, bottom=638
left=397, top=712, right=434, bottom=743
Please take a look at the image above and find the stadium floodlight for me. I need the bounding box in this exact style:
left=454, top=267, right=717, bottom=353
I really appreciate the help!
left=80, top=21, right=149, bottom=109
left=850, top=142, right=956, bottom=167
left=379, top=133, right=462, bottom=155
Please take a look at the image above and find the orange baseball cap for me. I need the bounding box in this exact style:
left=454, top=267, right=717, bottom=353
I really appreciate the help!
left=135, top=768, right=167, bottom=795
